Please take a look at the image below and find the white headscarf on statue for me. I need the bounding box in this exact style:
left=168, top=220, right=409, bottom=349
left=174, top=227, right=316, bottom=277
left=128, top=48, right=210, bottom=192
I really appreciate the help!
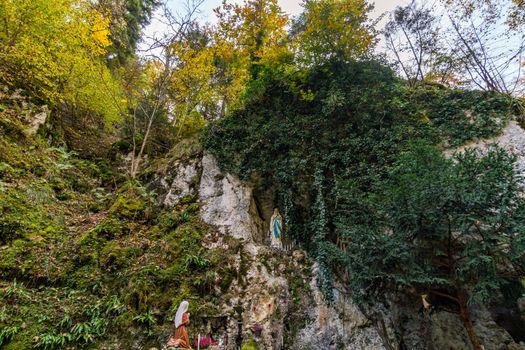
left=174, top=300, right=189, bottom=328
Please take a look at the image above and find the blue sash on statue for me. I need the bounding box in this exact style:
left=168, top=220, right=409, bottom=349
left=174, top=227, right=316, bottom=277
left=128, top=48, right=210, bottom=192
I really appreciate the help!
left=273, top=219, right=281, bottom=239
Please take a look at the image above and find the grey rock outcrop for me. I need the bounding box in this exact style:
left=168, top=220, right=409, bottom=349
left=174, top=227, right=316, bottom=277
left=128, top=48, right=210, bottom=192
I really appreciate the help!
left=362, top=290, right=525, bottom=350
left=447, top=120, right=525, bottom=176
left=163, top=159, right=200, bottom=206
left=27, top=105, right=48, bottom=136
left=199, top=153, right=264, bottom=242
left=292, top=264, right=386, bottom=350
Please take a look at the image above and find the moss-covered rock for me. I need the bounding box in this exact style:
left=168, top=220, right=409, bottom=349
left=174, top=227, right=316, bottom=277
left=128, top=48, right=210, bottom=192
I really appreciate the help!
left=109, top=194, right=146, bottom=219
left=241, top=338, right=259, bottom=350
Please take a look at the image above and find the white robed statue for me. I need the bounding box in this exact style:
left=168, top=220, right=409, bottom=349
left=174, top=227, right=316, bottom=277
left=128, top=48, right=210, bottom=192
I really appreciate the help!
left=269, top=208, right=283, bottom=249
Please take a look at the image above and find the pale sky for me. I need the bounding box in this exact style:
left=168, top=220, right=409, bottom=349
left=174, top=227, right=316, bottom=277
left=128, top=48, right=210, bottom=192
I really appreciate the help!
left=141, top=0, right=410, bottom=50
left=183, top=0, right=411, bottom=21
left=280, top=0, right=411, bottom=18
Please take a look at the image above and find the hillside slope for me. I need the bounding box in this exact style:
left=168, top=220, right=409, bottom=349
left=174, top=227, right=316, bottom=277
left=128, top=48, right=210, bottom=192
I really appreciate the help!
left=2, top=60, right=525, bottom=350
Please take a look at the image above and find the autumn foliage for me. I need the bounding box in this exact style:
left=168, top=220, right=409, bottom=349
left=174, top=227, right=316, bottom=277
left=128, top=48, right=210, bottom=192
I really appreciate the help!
left=0, top=0, right=124, bottom=123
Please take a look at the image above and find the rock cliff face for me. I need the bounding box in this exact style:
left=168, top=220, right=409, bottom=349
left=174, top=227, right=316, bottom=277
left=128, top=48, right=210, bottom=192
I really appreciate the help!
left=367, top=294, right=525, bottom=350
left=156, top=142, right=525, bottom=349
left=292, top=265, right=386, bottom=350
left=199, top=154, right=265, bottom=243
left=155, top=151, right=387, bottom=349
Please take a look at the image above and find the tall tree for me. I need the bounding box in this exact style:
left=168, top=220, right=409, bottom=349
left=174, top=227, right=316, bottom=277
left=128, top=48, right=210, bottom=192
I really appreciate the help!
left=384, top=1, right=444, bottom=84
left=97, top=0, right=159, bottom=64
left=292, top=0, right=377, bottom=65
left=166, top=23, right=218, bottom=130
left=0, top=0, right=124, bottom=123
left=128, top=0, right=204, bottom=178
left=214, top=0, right=289, bottom=75
left=338, top=145, right=525, bottom=350
left=385, top=0, right=525, bottom=94
left=444, top=0, right=525, bottom=94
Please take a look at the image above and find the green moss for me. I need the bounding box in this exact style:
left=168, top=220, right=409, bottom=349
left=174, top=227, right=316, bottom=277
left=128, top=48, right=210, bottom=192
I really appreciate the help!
left=288, top=274, right=309, bottom=305
left=67, top=174, right=91, bottom=193
left=0, top=186, right=59, bottom=244
left=100, top=241, right=138, bottom=269
left=186, top=202, right=200, bottom=213
left=0, top=162, right=16, bottom=180
left=0, top=113, right=27, bottom=142
left=258, top=253, right=276, bottom=273
left=92, top=218, right=123, bottom=238
left=241, top=339, right=259, bottom=350
left=0, top=97, right=239, bottom=348
left=114, top=310, right=136, bottom=329
left=155, top=212, right=178, bottom=231
left=1, top=282, right=114, bottom=348
left=49, top=177, right=70, bottom=200
left=176, top=195, right=194, bottom=205
left=237, top=248, right=251, bottom=284
left=0, top=247, right=16, bottom=271
left=165, top=136, right=203, bottom=162
left=88, top=200, right=106, bottom=213
left=3, top=340, right=32, bottom=350
left=109, top=194, right=146, bottom=218
left=76, top=230, right=104, bottom=265
left=223, top=235, right=243, bottom=253
left=219, top=268, right=235, bottom=292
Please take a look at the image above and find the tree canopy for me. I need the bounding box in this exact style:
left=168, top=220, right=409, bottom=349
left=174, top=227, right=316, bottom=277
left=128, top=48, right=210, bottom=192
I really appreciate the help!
left=291, top=0, right=376, bottom=65
left=0, top=0, right=125, bottom=123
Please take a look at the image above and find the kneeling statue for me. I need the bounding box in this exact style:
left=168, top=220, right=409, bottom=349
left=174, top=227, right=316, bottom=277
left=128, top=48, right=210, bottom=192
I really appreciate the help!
left=167, top=301, right=192, bottom=349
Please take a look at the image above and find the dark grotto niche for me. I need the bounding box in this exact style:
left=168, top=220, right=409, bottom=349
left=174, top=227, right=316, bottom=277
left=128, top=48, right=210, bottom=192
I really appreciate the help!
left=252, top=186, right=276, bottom=225
left=491, top=305, right=525, bottom=343
left=490, top=281, right=525, bottom=343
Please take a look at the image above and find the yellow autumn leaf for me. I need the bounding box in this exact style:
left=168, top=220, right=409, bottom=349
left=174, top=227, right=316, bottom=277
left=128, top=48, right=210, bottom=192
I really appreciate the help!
left=92, top=15, right=111, bottom=51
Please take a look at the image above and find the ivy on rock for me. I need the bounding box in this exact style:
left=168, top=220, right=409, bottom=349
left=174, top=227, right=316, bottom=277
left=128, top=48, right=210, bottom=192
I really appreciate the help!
left=202, top=59, right=523, bottom=349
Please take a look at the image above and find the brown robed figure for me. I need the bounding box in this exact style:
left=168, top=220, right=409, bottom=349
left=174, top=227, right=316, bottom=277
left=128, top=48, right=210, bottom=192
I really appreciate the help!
left=167, top=300, right=192, bottom=349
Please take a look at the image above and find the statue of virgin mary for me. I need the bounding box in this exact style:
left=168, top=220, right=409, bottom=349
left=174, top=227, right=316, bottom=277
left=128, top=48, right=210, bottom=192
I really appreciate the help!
left=269, top=208, right=283, bottom=249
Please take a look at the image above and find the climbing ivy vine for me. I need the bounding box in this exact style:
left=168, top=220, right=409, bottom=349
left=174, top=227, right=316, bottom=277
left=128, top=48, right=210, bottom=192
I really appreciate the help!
left=202, top=59, right=520, bottom=302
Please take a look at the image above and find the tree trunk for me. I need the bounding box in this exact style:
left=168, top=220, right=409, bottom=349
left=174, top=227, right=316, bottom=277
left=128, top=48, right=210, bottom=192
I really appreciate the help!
left=131, top=105, right=157, bottom=178
left=457, top=289, right=483, bottom=350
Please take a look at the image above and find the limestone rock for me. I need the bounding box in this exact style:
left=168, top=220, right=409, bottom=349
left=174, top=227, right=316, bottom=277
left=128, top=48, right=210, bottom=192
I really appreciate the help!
left=199, top=152, right=264, bottom=242
left=238, top=250, right=289, bottom=349
left=473, top=305, right=525, bottom=350
left=447, top=120, right=525, bottom=177
left=163, top=159, right=199, bottom=206
left=147, top=149, right=525, bottom=350
left=26, top=105, right=48, bottom=136
left=368, top=294, right=525, bottom=350
left=156, top=152, right=387, bottom=349
left=292, top=264, right=386, bottom=350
